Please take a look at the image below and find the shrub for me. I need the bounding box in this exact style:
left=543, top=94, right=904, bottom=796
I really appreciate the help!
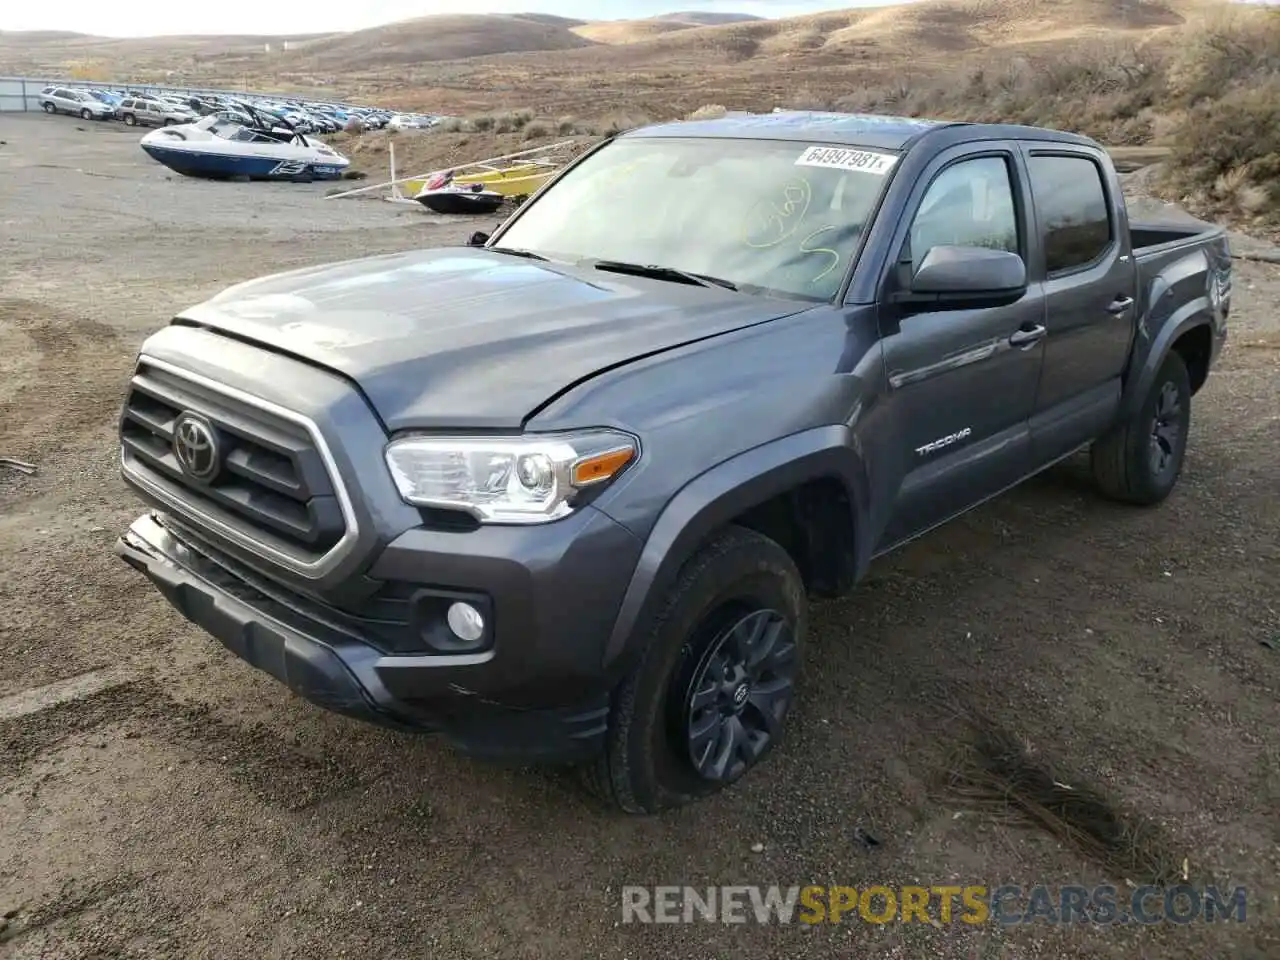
left=1162, top=77, right=1280, bottom=223
left=1166, top=8, right=1280, bottom=105
left=685, top=104, right=727, bottom=121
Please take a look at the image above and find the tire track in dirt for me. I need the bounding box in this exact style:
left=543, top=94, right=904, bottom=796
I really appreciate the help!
left=0, top=679, right=156, bottom=787
left=0, top=298, right=132, bottom=497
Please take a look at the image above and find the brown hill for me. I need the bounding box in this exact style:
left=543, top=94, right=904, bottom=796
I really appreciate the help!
left=374, top=0, right=1230, bottom=120
left=0, top=14, right=595, bottom=77
left=660, top=12, right=767, bottom=25
left=282, top=14, right=596, bottom=68
left=589, top=0, right=1199, bottom=64
left=573, top=10, right=765, bottom=44
left=571, top=20, right=697, bottom=44
left=0, top=0, right=1231, bottom=100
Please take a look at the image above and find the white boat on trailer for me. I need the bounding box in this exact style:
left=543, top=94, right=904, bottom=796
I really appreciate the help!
left=138, top=105, right=350, bottom=182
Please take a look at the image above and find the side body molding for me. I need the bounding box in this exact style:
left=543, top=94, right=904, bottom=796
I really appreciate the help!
left=601, top=425, right=872, bottom=667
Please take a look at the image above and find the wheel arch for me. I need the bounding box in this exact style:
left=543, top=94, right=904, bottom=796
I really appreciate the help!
left=601, top=425, right=872, bottom=670
left=1121, top=306, right=1215, bottom=421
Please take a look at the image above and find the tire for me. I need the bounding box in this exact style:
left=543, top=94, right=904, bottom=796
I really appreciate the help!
left=43, top=102, right=56, bottom=114
left=584, top=525, right=807, bottom=814
left=80, top=108, right=93, bottom=121
left=1090, top=350, right=1192, bottom=505
left=123, top=113, right=137, bottom=126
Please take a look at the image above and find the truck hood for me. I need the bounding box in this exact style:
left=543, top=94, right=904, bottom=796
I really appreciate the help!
left=180, top=247, right=805, bottom=431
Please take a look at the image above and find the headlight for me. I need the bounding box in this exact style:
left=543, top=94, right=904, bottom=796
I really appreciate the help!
left=384, top=430, right=638, bottom=524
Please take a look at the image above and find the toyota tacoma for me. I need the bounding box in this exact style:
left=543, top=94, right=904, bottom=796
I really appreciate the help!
left=115, top=112, right=1231, bottom=813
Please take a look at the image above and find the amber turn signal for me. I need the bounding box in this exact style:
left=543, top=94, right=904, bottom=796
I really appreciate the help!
left=571, top=446, right=635, bottom=486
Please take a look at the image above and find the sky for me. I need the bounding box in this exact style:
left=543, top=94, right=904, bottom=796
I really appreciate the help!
left=0, top=1, right=874, bottom=38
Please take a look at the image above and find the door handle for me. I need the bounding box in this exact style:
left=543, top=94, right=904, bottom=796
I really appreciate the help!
left=1107, top=296, right=1135, bottom=314
left=1008, top=324, right=1046, bottom=348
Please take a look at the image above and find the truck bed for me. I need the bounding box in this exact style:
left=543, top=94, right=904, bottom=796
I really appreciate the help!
left=1130, top=218, right=1223, bottom=257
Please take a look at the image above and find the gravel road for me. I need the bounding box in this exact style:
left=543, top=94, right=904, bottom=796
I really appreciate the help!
left=1, top=114, right=1277, bottom=959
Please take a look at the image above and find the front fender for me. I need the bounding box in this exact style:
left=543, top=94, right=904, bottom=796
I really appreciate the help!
left=601, top=425, right=871, bottom=669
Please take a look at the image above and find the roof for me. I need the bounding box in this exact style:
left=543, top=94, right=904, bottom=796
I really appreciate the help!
left=623, top=110, right=957, bottom=151
left=622, top=110, right=1101, bottom=152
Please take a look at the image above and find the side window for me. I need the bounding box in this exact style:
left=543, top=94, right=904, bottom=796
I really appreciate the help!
left=1028, top=155, right=1113, bottom=274
left=906, top=156, right=1018, bottom=271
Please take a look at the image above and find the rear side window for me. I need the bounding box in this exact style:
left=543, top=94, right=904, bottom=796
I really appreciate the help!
left=1028, top=155, right=1113, bottom=274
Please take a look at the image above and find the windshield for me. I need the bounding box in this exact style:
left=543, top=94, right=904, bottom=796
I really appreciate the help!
left=495, top=136, right=897, bottom=301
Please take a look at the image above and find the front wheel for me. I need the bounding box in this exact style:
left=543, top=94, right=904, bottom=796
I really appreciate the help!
left=123, top=113, right=137, bottom=126
left=584, top=525, right=807, bottom=814
left=1091, top=350, right=1192, bottom=505
left=43, top=102, right=56, bottom=114
left=80, top=108, right=93, bottom=121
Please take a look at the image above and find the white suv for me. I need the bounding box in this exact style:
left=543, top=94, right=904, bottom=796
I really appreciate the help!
left=38, top=86, right=114, bottom=121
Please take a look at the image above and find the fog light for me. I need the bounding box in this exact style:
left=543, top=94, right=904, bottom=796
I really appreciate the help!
left=446, top=602, right=485, bottom=643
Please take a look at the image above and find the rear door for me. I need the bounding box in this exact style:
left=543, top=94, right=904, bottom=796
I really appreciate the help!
left=1021, top=147, right=1139, bottom=464
left=874, top=141, right=1047, bottom=550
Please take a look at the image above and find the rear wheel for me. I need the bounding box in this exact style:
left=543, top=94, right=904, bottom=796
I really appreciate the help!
left=1091, top=350, right=1192, bottom=505
left=584, top=526, right=806, bottom=814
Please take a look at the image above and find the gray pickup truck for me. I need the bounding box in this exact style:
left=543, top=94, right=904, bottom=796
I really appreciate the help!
left=115, top=112, right=1231, bottom=813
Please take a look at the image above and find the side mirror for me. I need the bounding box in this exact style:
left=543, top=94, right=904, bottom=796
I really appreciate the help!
left=467, top=231, right=489, bottom=247
left=899, top=245, right=1027, bottom=308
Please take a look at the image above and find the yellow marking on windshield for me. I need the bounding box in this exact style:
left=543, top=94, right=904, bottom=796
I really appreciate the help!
left=799, top=226, right=842, bottom=282
left=742, top=178, right=813, bottom=248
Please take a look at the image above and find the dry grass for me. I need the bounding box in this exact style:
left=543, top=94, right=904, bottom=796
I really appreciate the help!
left=945, top=719, right=1185, bottom=886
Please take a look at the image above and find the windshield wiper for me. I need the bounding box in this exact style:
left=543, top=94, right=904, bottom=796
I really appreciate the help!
left=591, top=259, right=737, bottom=291
left=486, top=246, right=548, bottom=261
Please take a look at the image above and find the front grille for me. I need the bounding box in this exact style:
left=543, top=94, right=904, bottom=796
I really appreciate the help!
left=120, top=359, right=348, bottom=566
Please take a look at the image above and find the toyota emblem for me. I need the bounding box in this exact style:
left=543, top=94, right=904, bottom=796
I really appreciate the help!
left=172, top=414, right=220, bottom=482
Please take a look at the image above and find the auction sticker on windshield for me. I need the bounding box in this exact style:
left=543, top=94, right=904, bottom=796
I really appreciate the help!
left=795, top=146, right=898, bottom=175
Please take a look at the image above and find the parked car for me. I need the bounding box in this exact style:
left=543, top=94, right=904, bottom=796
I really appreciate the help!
left=87, top=89, right=123, bottom=108
left=38, top=86, right=115, bottom=120
left=117, top=97, right=198, bottom=127
left=112, top=112, right=1231, bottom=813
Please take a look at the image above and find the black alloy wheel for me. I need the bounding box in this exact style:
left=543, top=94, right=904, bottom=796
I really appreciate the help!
left=1149, top=380, right=1184, bottom=481
left=677, top=607, right=797, bottom=783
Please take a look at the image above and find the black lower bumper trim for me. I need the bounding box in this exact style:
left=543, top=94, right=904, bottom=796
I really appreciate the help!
left=115, top=514, right=610, bottom=763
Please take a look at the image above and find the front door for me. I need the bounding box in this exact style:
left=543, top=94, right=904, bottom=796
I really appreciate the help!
left=874, top=146, right=1046, bottom=551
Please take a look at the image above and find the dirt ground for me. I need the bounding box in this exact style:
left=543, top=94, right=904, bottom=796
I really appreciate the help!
left=0, top=114, right=1277, bottom=959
